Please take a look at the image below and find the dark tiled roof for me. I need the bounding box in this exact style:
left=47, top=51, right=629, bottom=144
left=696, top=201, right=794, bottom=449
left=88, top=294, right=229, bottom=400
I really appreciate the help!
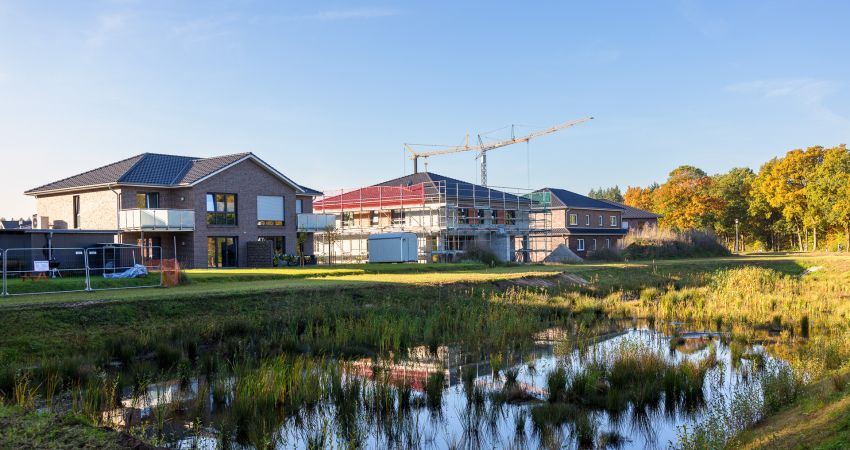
left=542, top=188, right=624, bottom=211
left=26, top=152, right=312, bottom=195
left=549, top=227, right=628, bottom=235
left=598, top=200, right=661, bottom=220
left=25, top=154, right=145, bottom=194
left=374, top=172, right=529, bottom=204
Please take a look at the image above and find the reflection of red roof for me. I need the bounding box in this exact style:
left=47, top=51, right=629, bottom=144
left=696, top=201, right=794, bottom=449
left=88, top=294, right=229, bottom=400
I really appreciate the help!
left=348, top=360, right=434, bottom=392
left=314, top=184, right=426, bottom=212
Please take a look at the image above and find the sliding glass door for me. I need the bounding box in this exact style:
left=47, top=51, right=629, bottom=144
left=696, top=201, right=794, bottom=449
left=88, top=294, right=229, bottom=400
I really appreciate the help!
left=207, top=237, right=238, bottom=268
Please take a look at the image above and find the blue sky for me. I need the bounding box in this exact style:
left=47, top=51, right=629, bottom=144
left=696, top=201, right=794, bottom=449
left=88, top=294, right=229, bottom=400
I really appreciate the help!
left=1, top=0, right=849, bottom=218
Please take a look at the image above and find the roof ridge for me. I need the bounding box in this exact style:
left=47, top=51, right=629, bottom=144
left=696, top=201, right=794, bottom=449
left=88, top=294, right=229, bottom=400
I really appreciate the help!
left=26, top=153, right=146, bottom=194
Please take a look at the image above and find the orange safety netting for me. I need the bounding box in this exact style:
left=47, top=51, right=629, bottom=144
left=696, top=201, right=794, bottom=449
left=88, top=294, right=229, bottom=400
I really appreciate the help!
left=160, top=259, right=182, bottom=287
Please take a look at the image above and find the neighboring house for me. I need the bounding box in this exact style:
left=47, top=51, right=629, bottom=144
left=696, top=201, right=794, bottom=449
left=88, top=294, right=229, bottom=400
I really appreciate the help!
left=527, top=188, right=627, bottom=259
left=598, top=199, right=660, bottom=231
left=25, top=152, right=324, bottom=268
left=312, top=172, right=540, bottom=262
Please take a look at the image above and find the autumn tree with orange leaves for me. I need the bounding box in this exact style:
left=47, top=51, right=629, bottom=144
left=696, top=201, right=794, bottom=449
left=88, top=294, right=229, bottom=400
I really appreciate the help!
left=652, top=166, right=725, bottom=231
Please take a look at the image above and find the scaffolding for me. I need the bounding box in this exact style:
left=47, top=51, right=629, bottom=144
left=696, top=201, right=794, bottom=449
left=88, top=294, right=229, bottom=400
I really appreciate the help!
left=312, top=180, right=553, bottom=263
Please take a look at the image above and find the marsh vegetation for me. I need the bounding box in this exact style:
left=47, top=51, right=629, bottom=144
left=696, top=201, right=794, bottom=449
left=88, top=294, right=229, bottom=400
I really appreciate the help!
left=0, top=255, right=848, bottom=449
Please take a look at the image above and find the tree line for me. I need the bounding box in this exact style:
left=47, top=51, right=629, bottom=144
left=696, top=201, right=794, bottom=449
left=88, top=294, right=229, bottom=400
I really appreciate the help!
left=590, top=145, right=850, bottom=252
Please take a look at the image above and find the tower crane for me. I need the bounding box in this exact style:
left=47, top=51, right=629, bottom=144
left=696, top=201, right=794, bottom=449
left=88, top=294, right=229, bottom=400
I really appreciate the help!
left=404, top=116, right=593, bottom=186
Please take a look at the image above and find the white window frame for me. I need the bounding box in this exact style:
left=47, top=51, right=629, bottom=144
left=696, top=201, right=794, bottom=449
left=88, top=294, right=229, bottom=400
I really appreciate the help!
left=606, top=238, right=611, bottom=248
left=569, top=213, right=578, bottom=226
left=585, top=214, right=590, bottom=226
left=610, top=215, right=618, bottom=227
left=576, top=238, right=585, bottom=251
left=592, top=238, right=597, bottom=251
left=598, top=215, right=603, bottom=226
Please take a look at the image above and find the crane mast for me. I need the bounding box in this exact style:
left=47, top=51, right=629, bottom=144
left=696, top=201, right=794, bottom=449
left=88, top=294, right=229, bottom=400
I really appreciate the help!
left=404, top=116, right=593, bottom=186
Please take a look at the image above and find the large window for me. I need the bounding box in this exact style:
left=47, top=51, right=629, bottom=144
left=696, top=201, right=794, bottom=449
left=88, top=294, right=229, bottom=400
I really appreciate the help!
left=295, top=199, right=303, bottom=214
left=136, top=192, right=160, bottom=208
left=208, top=237, right=238, bottom=267
left=207, top=193, right=237, bottom=225
left=569, top=213, right=578, bottom=226
left=257, top=195, right=284, bottom=226
left=259, top=236, right=285, bottom=254
left=72, top=195, right=80, bottom=229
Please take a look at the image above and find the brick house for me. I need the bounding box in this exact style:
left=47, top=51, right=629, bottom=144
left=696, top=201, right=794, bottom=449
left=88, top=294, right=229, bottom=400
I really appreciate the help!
left=598, top=199, right=660, bottom=231
left=528, top=188, right=627, bottom=260
left=25, top=152, right=324, bottom=268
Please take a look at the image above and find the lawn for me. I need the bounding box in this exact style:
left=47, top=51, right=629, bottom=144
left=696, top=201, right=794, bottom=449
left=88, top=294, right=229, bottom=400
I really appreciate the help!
left=0, top=254, right=829, bottom=308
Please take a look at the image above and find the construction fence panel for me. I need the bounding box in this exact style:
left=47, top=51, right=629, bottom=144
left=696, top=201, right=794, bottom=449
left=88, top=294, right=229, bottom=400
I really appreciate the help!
left=2, top=247, right=90, bottom=295
left=1, top=245, right=163, bottom=297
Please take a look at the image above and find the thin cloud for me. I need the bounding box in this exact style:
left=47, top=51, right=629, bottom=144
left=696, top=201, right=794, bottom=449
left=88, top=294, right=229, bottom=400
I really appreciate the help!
left=728, top=78, right=849, bottom=125
left=310, top=8, right=400, bottom=21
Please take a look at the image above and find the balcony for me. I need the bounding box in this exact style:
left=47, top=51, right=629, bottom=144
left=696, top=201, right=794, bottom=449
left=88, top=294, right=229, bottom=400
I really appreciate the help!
left=119, top=209, right=195, bottom=231
left=297, top=213, right=337, bottom=232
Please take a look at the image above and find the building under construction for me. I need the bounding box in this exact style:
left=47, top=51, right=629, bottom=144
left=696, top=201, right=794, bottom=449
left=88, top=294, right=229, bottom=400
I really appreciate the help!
left=312, top=172, right=552, bottom=263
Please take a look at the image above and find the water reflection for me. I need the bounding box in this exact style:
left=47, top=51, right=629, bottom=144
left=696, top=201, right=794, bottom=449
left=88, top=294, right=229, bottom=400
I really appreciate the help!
left=106, top=327, right=775, bottom=449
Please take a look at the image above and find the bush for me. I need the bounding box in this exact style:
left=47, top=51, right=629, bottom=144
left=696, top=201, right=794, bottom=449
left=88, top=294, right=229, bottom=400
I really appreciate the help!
left=460, top=241, right=501, bottom=266
left=621, top=228, right=729, bottom=260
left=585, top=247, right=623, bottom=261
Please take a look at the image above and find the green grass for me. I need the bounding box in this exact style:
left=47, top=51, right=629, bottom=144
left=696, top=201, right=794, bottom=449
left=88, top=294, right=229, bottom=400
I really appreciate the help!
left=0, top=405, right=132, bottom=449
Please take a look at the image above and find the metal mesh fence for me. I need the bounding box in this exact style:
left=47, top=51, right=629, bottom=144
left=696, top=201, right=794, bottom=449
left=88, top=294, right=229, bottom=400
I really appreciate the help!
left=1, top=245, right=162, bottom=296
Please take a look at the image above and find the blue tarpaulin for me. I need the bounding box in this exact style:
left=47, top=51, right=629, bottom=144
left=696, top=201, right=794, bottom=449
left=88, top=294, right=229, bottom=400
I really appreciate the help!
left=103, top=264, right=148, bottom=279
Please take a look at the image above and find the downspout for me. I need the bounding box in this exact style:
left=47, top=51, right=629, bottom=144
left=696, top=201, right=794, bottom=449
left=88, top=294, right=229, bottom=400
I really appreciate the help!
left=108, top=184, right=121, bottom=243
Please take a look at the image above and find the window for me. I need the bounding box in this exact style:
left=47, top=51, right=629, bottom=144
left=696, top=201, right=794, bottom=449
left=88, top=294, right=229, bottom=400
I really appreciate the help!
left=610, top=215, right=618, bottom=227
left=257, top=195, right=284, bottom=226
left=478, top=209, right=490, bottom=223
left=392, top=209, right=405, bottom=225
left=505, top=210, right=517, bottom=225
left=259, top=236, right=285, bottom=254
left=569, top=213, right=578, bottom=226
left=371, top=211, right=380, bottom=226
left=585, top=214, right=590, bottom=226
left=138, top=237, right=162, bottom=260
left=72, top=195, right=80, bottom=229
left=207, top=193, right=237, bottom=225
left=208, top=237, right=238, bottom=267
left=458, top=208, right=474, bottom=224
left=341, top=212, right=354, bottom=227
left=606, top=238, right=611, bottom=249
left=135, top=192, right=160, bottom=209
left=592, top=239, right=597, bottom=251
left=295, top=199, right=303, bottom=214
left=576, top=238, right=585, bottom=251
left=598, top=215, right=603, bottom=226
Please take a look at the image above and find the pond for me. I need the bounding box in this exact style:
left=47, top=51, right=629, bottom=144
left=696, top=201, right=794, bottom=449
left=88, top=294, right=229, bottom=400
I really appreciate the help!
left=100, top=324, right=783, bottom=449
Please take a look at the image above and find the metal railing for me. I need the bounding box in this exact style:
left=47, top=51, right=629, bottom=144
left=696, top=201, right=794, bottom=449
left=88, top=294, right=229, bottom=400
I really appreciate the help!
left=119, top=209, right=195, bottom=231
left=1, top=245, right=163, bottom=296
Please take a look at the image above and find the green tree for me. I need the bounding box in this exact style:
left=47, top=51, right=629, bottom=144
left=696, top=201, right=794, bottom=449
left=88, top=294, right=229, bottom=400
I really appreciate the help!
left=712, top=168, right=756, bottom=249
left=807, top=145, right=850, bottom=251
left=588, top=185, right=624, bottom=202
